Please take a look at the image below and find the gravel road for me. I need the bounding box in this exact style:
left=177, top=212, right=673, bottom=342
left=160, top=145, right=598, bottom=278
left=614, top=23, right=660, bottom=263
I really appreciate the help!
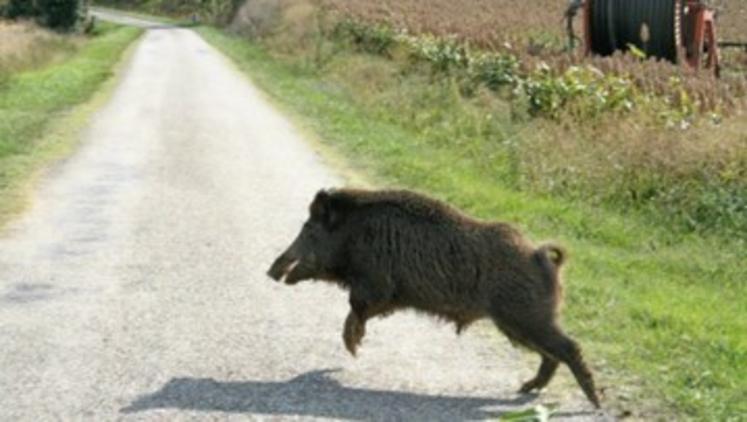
left=0, top=13, right=610, bottom=421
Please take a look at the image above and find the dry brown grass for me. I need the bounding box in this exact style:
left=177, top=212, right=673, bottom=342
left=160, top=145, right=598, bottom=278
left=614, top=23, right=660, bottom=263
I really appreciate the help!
left=321, top=0, right=746, bottom=49
left=320, top=0, right=567, bottom=50
left=520, top=113, right=747, bottom=202
left=713, top=0, right=747, bottom=42
left=0, top=20, right=80, bottom=79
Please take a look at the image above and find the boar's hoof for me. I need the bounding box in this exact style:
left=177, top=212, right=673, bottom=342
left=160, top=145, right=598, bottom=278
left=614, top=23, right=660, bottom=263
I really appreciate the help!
left=518, top=379, right=542, bottom=394
left=343, top=312, right=365, bottom=357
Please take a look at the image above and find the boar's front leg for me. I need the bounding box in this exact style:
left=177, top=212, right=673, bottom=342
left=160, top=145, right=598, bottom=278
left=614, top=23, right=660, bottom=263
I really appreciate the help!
left=342, top=285, right=396, bottom=356
left=342, top=311, right=365, bottom=356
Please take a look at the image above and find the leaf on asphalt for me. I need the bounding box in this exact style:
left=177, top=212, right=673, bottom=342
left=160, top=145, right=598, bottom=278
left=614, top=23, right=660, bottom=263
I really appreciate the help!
left=498, top=404, right=558, bottom=422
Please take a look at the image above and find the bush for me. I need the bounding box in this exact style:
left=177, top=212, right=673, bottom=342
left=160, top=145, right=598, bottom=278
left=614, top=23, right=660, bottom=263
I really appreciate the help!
left=468, top=52, right=520, bottom=90
left=5, top=0, right=42, bottom=19
left=405, top=34, right=469, bottom=72
left=39, top=0, right=86, bottom=30
left=519, top=64, right=637, bottom=119
left=333, top=19, right=397, bottom=56
left=4, top=0, right=87, bottom=31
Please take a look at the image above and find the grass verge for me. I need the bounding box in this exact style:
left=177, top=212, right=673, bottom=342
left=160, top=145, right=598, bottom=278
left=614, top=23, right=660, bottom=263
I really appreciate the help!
left=0, top=22, right=143, bottom=226
left=0, top=20, right=81, bottom=80
left=198, top=27, right=746, bottom=420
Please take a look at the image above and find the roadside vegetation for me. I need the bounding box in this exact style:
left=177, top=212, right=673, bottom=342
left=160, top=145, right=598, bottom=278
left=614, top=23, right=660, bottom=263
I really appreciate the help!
left=193, top=0, right=745, bottom=419
left=0, top=20, right=81, bottom=83
left=291, top=0, right=747, bottom=239
left=0, top=20, right=142, bottom=223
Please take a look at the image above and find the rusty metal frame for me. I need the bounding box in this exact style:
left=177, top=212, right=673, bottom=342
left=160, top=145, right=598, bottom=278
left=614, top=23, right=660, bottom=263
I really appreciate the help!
left=684, top=1, right=720, bottom=75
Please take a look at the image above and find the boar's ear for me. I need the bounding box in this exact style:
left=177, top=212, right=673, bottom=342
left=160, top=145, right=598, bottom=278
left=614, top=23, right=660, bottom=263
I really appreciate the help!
left=310, top=189, right=343, bottom=230
left=310, top=189, right=330, bottom=219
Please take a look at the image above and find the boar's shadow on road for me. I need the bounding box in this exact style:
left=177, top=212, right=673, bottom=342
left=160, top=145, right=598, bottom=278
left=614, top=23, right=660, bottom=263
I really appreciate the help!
left=120, top=369, right=539, bottom=420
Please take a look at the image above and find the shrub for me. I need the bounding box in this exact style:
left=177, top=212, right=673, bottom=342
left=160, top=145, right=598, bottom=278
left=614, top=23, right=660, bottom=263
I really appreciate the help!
left=5, top=0, right=42, bottom=19
left=333, top=19, right=397, bottom=56
left=38, top=0, right=86, bottom=30
left=3, top=0, right=87, bottom=31
left=404, top=34, right=469, bottom=72
left=519, top=64, right=636, bottom=119
left=468, top=52, right=520, bottom=90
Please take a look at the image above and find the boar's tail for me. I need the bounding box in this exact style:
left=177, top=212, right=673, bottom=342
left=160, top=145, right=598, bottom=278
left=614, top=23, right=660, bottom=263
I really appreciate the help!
left=535, top=243, right=567, bottom=308
left=537, top=243, right=566, bottom=268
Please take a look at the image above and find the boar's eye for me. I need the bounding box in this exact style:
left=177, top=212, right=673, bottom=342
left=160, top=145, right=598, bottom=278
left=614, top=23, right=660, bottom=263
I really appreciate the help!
left=303, top=221, right=321, bottom=234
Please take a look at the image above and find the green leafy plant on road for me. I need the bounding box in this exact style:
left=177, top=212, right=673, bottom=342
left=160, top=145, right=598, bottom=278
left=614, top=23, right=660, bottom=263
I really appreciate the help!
left=499, top=404, right=557, bottom=422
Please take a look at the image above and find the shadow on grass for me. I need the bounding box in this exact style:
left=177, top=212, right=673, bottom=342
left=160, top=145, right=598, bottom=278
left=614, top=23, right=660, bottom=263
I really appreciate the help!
left=121, top=369, right=538, bottom=420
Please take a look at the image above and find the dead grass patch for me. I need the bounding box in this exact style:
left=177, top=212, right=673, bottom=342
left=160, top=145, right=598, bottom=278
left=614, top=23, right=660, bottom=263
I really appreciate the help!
left=0, top=19, right=80, bottom=81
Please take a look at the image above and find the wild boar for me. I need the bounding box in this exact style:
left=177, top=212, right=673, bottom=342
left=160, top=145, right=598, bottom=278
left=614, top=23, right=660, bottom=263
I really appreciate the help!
left=267, top=188, right=600, bottom=408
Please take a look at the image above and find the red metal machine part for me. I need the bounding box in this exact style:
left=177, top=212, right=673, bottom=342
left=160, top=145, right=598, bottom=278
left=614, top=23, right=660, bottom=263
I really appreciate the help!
left=683, top=1, right=719, bottom=74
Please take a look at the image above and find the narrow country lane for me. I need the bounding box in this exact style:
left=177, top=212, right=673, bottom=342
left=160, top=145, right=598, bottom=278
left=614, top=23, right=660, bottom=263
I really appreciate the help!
left=0, top=13, right=609, bottom=421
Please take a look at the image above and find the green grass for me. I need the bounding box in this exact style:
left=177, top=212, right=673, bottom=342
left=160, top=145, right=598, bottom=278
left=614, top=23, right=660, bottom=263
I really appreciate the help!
left=0, top=22, right=142, bottom=225
left=199, top=27, right=747, bottom=420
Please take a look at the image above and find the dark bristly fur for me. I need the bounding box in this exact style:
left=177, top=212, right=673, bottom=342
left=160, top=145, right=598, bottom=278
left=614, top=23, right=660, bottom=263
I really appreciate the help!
left=267, top=188, right=600, bottom=408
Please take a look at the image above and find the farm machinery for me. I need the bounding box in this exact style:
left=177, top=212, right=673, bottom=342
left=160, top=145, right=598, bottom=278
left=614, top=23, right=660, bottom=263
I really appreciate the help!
left=566, top=0, right=747, bottom=76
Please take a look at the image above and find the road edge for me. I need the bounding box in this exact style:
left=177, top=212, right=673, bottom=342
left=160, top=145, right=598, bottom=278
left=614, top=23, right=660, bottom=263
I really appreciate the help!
left=0, top=29, right=145, bottom=233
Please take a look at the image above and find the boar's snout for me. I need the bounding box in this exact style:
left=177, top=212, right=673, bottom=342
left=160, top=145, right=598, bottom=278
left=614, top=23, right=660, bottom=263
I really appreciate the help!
left=267, top=251, right=298, bottom=283
left=267, top=247, right=321, bottom=285
left=268, top=196, right=338, bottom=285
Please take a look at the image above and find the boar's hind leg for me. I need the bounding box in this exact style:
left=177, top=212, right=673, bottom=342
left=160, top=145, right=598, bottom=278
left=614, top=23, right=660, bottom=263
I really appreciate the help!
left=519, top=356, right=559, bottom=393
left=529, top=327, right=601, bottom=408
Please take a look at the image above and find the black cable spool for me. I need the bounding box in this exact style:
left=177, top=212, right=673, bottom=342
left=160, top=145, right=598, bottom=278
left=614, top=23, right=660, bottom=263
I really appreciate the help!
left=588, top=0, right=683, bottom=63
